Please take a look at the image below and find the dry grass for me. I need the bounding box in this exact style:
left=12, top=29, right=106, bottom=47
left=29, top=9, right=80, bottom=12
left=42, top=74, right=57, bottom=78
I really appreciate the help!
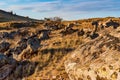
left=15, top=17, right=120, bottom=79
left=0, top=17, right=120, bottom=79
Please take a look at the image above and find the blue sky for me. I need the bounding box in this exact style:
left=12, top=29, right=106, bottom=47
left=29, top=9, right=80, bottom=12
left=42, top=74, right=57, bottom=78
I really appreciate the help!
left=0, top=0, right=120, bottom=20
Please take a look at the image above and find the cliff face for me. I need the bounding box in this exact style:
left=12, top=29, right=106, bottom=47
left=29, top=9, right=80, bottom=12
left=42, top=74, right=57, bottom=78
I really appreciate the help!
left=65, top=27, right=120, bottom=80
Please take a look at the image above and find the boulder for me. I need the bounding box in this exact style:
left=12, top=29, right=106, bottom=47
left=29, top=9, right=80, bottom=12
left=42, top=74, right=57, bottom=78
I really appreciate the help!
left=40, top=30, right=50, bottom=40
left=0, top=54, right=37, bottom=80
left=77, top=29, right=85, bottom=36
left=18, top=37, right=40, bottom=60
left=0, top=32, right=9, bottom=39
left=9, top=30, right=20, bottom=39
left=101, top=19, right=119, bottom=29
left=61, top=28, right=78, bottom=36
left=0, top=31, right=20, bottom=39
left=0, top=54, right=17, bottom=67
left=0, top=64, right=15, bottom=80
left=90, top=32, right=99, bottom=39
left=17, top=38, right=28, bottom=49
left=0, top=54, right=8, bottom=67
left=0, top=54, right=17, bottom=80
left=0, top=41, right=10, bottom=52
left=27, top=37, right=40, bottom=52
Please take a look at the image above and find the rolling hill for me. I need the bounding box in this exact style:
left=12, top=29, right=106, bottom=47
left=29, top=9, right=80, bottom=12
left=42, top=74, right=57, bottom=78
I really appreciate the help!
left=0, top=9, right=37, bottom=22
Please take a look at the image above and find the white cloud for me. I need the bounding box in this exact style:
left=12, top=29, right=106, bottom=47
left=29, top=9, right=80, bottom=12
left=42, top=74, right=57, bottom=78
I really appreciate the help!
left=2, top=0, right=120, bottom=20
left=7, top=1, right=60, bottom=11
left=0, top=2, right=6, bottom=6
left=7, top=0, right=120, bottom=12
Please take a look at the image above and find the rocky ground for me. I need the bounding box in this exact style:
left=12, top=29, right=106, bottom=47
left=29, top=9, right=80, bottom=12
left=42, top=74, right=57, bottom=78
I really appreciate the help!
left=65, top=27, right=120, bottom=80
left=0, top=17, right=120, bottom=80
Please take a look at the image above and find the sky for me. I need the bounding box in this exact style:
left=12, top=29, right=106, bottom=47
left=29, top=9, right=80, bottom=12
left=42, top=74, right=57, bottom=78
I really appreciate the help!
left=0, top=0, right=120, bottom=20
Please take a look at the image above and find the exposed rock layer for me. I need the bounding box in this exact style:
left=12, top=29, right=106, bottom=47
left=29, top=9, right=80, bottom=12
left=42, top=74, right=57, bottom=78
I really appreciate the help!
left=65, top=27, right=120, bottom=80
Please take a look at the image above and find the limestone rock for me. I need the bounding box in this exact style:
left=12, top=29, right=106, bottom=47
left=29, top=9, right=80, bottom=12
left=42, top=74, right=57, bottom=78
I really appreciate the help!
left=0, top=32, right=9, bottom=39
left=0, top=54, right=17, bottom=80
left=0, top=64, right=14, bottom=80
left=0, top=54, right=8, bottom=67
left=65, top=28, right=120, bottom=80
left=27, top=37, right=40, bottom=52
left=18, top=37, right=40, bottom=60
left=40, top=30, right=50, bottom=40
left=77, top=29, right=85, bottom=36
left=0, top=54, right=17, bottom=67
left=0, top=54, right=37, bottom=80
left=0, top=41, right=10, bottom=52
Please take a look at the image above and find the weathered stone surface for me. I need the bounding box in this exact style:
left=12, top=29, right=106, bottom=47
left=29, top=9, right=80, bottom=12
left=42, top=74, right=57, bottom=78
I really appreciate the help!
left=0, top=54, right=17, bottom=80
left=0, top=32, right=9, bottom=39
left=17, top=37, right=40, bottom=60
left=0, top=41, right=10, bottom=52
left=27, top=37, right=40, bottom=52
left=0, top=54, right=8, bottom=67
left=0, top=64, right=14, bottom=80
left=0, top=30, right=20, bottom=39
left=0, top=54, right=37, bottom=80
left=40, top=30, right=50, bottom=40
left=65, top=28, right=120, bottom=80
left=77, top=29, right=85, bottom=36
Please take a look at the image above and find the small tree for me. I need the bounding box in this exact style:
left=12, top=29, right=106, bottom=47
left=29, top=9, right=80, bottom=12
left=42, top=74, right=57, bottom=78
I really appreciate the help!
left=10, top=11, right=13, bottom=15
left=44, top=17, right=63, bottom=22
left=53, top=17, right=63, bottom=22
left=44, top=18, right=51, bottom=21
left=26, top=16, right=29, bottom=18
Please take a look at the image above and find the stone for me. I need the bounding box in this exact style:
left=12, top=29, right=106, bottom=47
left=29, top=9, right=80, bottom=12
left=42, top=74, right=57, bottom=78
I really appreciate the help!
left=77, top=29, right=85, bottom=36
left=0, top=41, right=10, bottom=52
left=0, top=64, right=14, bottom=80
left=27, top=37, right=40, bottom=52
left=65, top=28, right=120, bottom=80
left=17, top=37, right=40, bottom=60
left=0, top=54, right=37, bottom=80
left=0, top=54, right=8, bottom=67
left=40, top=30, right=50, bottom=40
left=90, top=32, right=99, bottom=39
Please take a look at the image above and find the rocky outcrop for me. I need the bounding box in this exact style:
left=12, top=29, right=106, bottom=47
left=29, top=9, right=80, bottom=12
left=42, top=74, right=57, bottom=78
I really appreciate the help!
left=99, top=19, right=119, bottom=29
left=61, top=23, right=78, bottom=36
left=0, top=54, right=37, bottom=80
left=27, top=37, right=40, bottom=52
left=77, top=29, right=85, bottom=36
left=43, top=21, right=63, bottom=30
left=65, top=27, right=120, bottom=80
left=18, top=37, right=40, bottom=60
left=0, top=32, right=9, bottom=39
left=0, top=41, right=10, bottom=53
left=0, top=54, right=16, bottom=80
left=92, top=21, right=99, bottom=33
left=40, top=30, right=50, bottom=40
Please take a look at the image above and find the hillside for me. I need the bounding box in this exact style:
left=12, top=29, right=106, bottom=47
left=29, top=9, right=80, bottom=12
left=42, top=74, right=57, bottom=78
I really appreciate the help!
left=0, top=9, right=38, bottom=22
left=0, top=17, right=120, bottom=80
left=65, top=26, right=120, bottom=80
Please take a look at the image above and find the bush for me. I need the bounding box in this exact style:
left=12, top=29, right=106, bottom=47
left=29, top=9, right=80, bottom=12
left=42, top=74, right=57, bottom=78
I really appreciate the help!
left=44, top=17, right=63, bottom=22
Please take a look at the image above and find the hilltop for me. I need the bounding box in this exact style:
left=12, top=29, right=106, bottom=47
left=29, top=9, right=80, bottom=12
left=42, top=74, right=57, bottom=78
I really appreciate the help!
left=0, top=9, right=38, bottom=22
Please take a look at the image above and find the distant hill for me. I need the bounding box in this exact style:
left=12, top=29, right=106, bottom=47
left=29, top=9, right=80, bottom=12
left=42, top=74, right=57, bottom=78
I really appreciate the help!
left=0, top=9, right=38, bottom=22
